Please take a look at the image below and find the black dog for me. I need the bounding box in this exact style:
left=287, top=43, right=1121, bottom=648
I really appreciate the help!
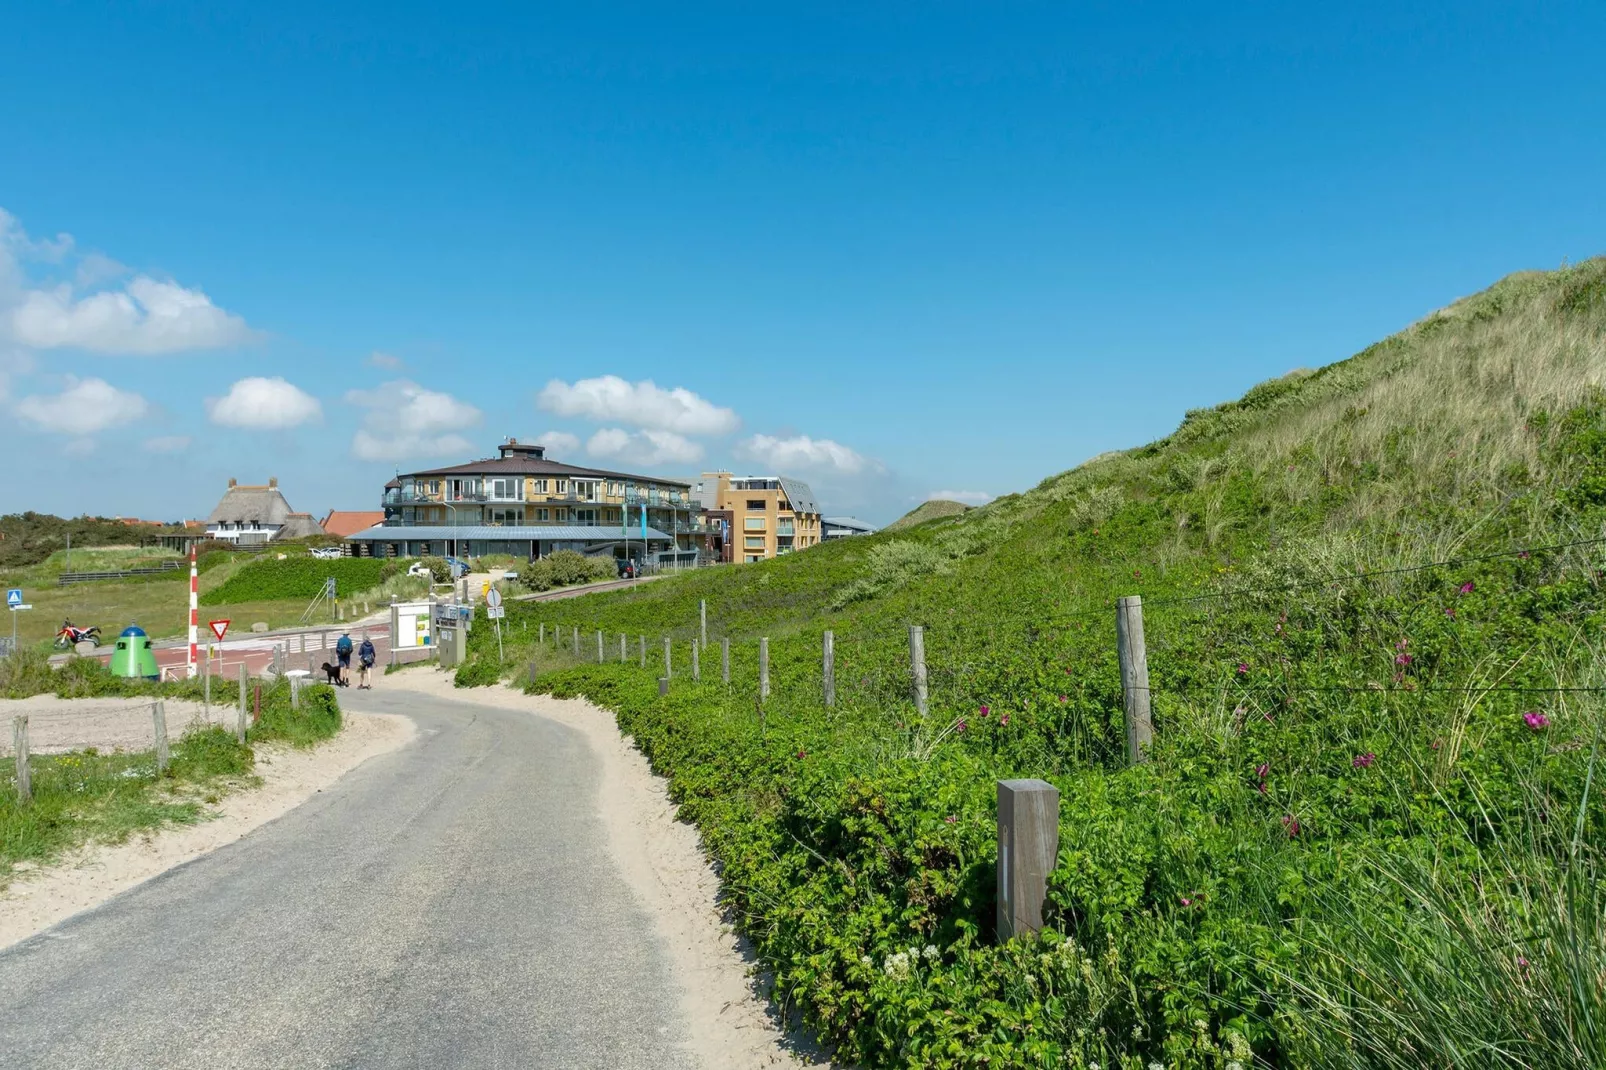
left=319, top=661, right=346, bottom=687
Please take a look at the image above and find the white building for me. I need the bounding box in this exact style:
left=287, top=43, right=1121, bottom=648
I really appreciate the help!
left=204, top=477, right=322, bottom=546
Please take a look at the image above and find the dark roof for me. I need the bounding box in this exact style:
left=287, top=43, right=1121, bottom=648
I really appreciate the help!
left=776, top=476, right=819, bottom=516
left=399, top=455, right=691, bottom=488
left=276, top=513, right=326, bottom=540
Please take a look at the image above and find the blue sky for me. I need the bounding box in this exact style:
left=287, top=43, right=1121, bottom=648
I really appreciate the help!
left=2, top=2, right=1603, bottom=526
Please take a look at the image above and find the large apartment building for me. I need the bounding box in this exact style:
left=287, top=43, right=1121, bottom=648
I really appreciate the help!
left=697, top=472, right=822, bottom=563
left=346, top=439, right=701, bottom=562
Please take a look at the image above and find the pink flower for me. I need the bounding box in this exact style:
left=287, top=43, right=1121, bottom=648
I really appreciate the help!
left=797, top=749, right=807, bottom=759
left=1237, top=663, right=1250, bottom=675
left=955, top=720, right=968, bottom=734
left=979, top=705, right=990, bottom=717
left=1282, top=815, right=1301, bottom=837
left=1133, top=570, right=1142, bottom=580
left=1431, top=738, right=1443, bottom=751
left=1517, top=955, right=1529, bottom=970
left=1395, top=653, right=1413, bottom=666
left=1519, top=551, right=1531, bottom=560
left=1459, top=581, right=1475, bottom=595
left=1523, top=710, right=1550, bottom=732
left=1352, top=752, right=1376, bottom=769
left=944, top=815, right=957, bottom=824
left=1444, top=607, right=1457, bottom=619
left=1179, top=896, right=1192, bottom=906
left=1256, top=762, right=1269, bottom=779
left=1057, top=695, right=1067, bottom=703
left=999, top=714, right=1010, bottom=726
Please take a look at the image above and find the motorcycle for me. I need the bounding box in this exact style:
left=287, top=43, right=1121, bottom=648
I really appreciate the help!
left=55, top=621, right=102, bottom=649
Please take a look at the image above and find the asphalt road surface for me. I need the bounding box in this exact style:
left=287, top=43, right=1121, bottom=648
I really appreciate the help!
left=0, top=689, right=696, bottom=1069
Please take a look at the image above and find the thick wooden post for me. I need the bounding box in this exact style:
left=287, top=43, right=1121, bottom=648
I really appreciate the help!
left=658, top=677, right=669, bottom=696
left=823, top=630, right=835, bottom=708
left=528, top=661, right=537, bottom=686
left=699, top=599, right=707, bottom=648
left=290, top=676, right=300, bottom=709
left=153, top=701, right=170, bottom=774
left=639, top=635, right=647, bottom=668
left=596, top=629, right=604, bottom=663
left=721, top=638, right=731, bottom=684
left=663, top=637, right=673, bottom=679
left=539, top=622, right=545, bottom=645
left=237, top=662, right=248, bottom=742
left=620, top=633, right=627, bottom=662
left=997, top=778, right=1060, bottom=940
left=12, top=715, right=30, bottom=803
left=759, top=638, right=770, bottom=700
left=692, top=639, right=700, bottom=682
left=909, top=625, right=929, bottom=716
left=1116, top=596, right=1153, bottom=764
left=572, top=625, right=579, bottom=652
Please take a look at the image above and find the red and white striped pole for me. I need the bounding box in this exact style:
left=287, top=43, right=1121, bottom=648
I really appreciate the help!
left=187, top=543, right=199, bottom=678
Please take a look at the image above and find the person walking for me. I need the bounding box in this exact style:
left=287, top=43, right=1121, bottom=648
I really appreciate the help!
left=335, top=630, right=353, bottom=687
left=357, top=633, right=377, bottom=689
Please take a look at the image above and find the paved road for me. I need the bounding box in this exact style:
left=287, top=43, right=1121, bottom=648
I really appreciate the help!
left=0, top=689, right=695, bottom=1069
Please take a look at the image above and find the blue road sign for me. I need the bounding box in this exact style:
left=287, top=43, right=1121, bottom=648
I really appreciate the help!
left=6, top=589, right=21, bottom=608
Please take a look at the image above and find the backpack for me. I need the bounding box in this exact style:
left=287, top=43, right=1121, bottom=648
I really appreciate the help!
left=336, top=635, right=353, bottom=655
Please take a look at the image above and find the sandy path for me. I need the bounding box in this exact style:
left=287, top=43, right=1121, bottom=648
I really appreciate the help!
left=0, top=694, right=241, bottom=755
left=0, top=710, right=416, bottom=950
left=385, top=670, right=832, bottom=1069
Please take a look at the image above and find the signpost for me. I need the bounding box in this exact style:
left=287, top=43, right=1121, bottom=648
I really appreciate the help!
left=486, top=587, right=504, bottom=663
left=7, top=588, right=25, bottom=653
left=209, top=619, right=230, bottom=642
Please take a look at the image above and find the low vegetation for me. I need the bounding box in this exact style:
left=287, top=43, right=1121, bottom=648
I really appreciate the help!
left=0, top=513, right=188, bottom=570
left=460, top=259, right=1606, bottom=1066
left=886, top=499, right=972, bottom=531
left=200, top=557, right=385, bottom=606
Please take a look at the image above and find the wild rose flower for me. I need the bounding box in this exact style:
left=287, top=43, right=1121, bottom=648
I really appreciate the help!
left=1524, top=710, right=1550, bottom=732
left=1459, top=581, right=1475, bottom=595
left=979, top=705, right=990, bottom=717
left=1352, top=752, right=1376, bottom=768
left=1179, top=896, right=1192, bottom=906
left=999, top=714, right=1010, bottom=725
left=1282, top=815, right=1301, bottom=837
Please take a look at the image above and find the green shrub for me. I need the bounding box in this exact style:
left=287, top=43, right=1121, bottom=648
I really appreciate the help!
left=519, top=550, right=612, bottom=593
left=417, top=555, right=452, bottom=583
left=200, top=557, right=385, bottom=605
left=453, top=654, right=503, bottom=688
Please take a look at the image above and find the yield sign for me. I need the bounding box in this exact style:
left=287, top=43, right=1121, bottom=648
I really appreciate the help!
left=209, top=619, right=231, bottom=642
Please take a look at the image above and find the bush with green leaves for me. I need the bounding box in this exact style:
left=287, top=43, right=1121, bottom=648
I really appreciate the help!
left=469, top=259, right=1606, bottom=1067
left=200, top=557, right=385, bottom=605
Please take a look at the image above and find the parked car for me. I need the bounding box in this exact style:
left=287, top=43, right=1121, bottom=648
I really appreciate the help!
left=445, top=556, right=471, bottom=578
left=310, top=546, right=343, bottom=560
left=406, top=561, right=435, bottom=579
left=616, top=559, right=638, bottom=579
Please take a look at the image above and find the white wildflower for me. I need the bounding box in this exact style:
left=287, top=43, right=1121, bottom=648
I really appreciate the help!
left=923, top=944, right=939, bottom=961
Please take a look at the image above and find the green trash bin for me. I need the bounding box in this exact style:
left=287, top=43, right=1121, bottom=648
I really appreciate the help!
left=109, top=624, right=160, bottom=681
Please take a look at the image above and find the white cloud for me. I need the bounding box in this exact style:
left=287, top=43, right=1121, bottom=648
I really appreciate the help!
left=533, top=430, right=581, bottom=455
left=143, top=435, right=192, bottom=454
left=735, top=433, right=877, bottom=475
left=538, top=376, right=739, bottom=435
left=927, top=490, right=994, bottom=505
left=586, top=427, right=704, bottom=466
left=0, top=207, right=258, bottom=355
left=367, top=350, right=403, bottom=369
left=345, top=379, right=481, bottom=461
left=207, top=376, right=322, bottom=429
left=17, top=376, right=148, bottom=435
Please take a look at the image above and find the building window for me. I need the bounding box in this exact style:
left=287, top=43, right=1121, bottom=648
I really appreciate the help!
left=534, top=508, right=549, bottom=522
left=533, top=479, right=548, bottom=494
left=745, top=554, right=764, bottom=563
left=744, top=517, right=766, bottom=531
left=555, top=480, right=568, bottom=494
left=607, top=481, right=621, bottom=496
left=576, top=509, right=597, bottom=525
left=777, top=518, right=794, bottom=536
left=744, top=536, right=765, bottom=549
left=490, top=507, right=523, bottom=525
left=491, top=478, right=523, bottom=501
left=746, top=499, right=766, bottom=510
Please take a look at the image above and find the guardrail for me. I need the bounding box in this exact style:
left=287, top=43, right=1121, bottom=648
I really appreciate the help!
left=58, top=562, right=183, bottom=585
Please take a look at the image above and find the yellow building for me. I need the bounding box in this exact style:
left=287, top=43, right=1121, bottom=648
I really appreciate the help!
left=350, top=439, right=699, bottom=564
left=698, top=472, right=822, bottom=563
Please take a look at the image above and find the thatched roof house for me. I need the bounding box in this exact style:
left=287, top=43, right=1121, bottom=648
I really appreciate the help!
left=204, top=477, right=308, bottom=546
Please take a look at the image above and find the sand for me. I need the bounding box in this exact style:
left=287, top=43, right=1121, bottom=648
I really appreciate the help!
left=387, top=670, right=832, bottom=1068
left=0, top=711, right=416, bottom=951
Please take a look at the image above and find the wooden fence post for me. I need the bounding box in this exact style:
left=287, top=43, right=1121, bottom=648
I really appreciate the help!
left=659, top=677, right=669, bottom=696
left=528, top=661, right=537, bottom=686
left=823, top=630, right=835, bottom=708
left=620, top=633, right=627, bottom=662
left=663, top=637, right=673, bottom=679
left=572, top=626, right=579, bottom=652
left=700, top=599, right=707, bottom=648
left=237, top=662, right=248, bottom=742
left=997, top=778, right=1060, bottom=941
left=1116, top=595, right=1153, bottom=764
left=639, top=635, right=647, bottom=668
left=759, top=638, right=770, bottom=700
left=539, top=622, right=545, bottom=645
left=909, top=625, right=929, bottom=716
left=722, top=638, right=730, bottom=684
left=253, top=683, right=262, bottom=725
left=290, top=676, right=300, bottom=709
left=692, top=639, right=700, bottom=682
left=596, top=629, right=604, bottom=663
left=12, top=715, right=30, bottom=803
left=153, top=701, right=170, bottom=774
